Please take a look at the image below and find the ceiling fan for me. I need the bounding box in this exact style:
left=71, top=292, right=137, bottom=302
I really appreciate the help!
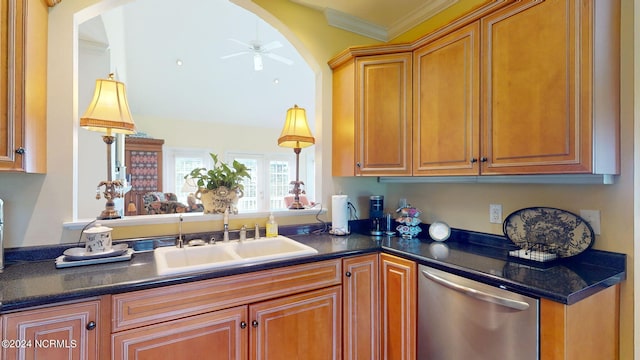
left=221, top=32, right=294, bottom=71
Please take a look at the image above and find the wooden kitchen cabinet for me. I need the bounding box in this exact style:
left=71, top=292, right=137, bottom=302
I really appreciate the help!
left=331, top=0, right=619, bottom=178
left=343, top=254, right=380, bottom=360
left=540, top=284, right=620, bottom=360
left=1, top=297, right=109, bottom=360
left=332, top=53, right=412, bottom=176
left=111, top=259, right=342, bottom=359
left=380, top=253, right=416, bottom=360
left=251, top=286, right=342, bottom=359
left=413, top=21, right=480, bottom=176
left=112, top=306, right=247, bottom=360
left=0, top=0, right=51, bottom=172
left=479, top=0, right=619, bottom=175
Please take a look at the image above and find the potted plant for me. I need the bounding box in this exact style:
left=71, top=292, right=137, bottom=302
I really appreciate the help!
left=186, top=153, right=251, bottom=214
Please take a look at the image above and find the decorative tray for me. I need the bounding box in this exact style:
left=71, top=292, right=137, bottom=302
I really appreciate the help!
left=503, top=207, right=594, bottom=258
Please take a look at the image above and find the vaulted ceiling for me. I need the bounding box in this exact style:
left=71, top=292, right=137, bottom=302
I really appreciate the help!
left=78, top=0, right=453, bottom=130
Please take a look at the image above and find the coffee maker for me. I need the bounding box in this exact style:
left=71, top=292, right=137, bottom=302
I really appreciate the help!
left=369, top=195, right=384, bottom=236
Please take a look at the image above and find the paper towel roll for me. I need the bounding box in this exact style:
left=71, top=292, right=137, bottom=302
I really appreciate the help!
left=331, top=195, right=349, bottom=235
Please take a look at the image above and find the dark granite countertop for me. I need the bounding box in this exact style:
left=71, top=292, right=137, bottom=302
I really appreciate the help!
left=0, top=224, right=625, bottom=312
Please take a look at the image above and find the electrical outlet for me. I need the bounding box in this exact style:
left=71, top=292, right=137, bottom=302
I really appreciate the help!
left=489, top=204, right=502, bottom=224
left=580, top=209, right=601, bottom=235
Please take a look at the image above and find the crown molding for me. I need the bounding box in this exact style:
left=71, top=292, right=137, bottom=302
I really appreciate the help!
left=387, top=0, right=458, bottom=40
left=324, top=8, right=389, bottom=42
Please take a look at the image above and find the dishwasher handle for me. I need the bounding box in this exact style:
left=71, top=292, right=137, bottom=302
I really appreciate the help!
left=421, top=270, right=529, bottom=311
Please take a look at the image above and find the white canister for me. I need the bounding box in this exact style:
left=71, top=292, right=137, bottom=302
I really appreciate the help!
left=84, top=223, right=113, bottom=253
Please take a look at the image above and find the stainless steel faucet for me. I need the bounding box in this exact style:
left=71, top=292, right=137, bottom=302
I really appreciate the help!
left=223, top=223, right=230, bottom=242
left=176, top=215, right=184, bottom=248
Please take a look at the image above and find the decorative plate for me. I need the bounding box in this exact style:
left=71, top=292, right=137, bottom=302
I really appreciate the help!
left=429, top=221, right=451, bottom=242
left=63, top=243, right=129, bottom=261
left=503, top=207, right=594, bottom=258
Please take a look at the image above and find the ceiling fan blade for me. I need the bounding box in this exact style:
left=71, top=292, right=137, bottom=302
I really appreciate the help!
left=228, top=38, right=252, bottom=49
left=266, top=52, right=293, bottom=66
left=221, top=51, right=250, bottom=59
left=261, top=40, right=282, bottom=52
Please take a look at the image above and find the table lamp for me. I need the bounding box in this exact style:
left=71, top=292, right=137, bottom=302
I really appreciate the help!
left=80, top=73, right=136, bottom=219
left=277, top=105, right=314, bottom=209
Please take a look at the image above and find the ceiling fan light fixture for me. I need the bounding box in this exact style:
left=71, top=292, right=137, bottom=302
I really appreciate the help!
left=253, top=53, right=263, bottom=71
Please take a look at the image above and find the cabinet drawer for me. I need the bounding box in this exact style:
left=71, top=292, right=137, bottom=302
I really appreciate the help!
left=112, top=259, right=341, bottom=332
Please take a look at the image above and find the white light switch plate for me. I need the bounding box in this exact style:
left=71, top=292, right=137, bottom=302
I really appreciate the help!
left=580, top=209, right=601, bottom=235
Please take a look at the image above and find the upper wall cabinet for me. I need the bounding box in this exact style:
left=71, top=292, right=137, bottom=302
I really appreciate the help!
left=480, top=0, right=619, bottom=175
left=0, top=0, right=51, bottom=173
left=413, top=22, right=480, bottom=176
left=330, top=0, right=620, bottom=177
left=333, top=53, right=413, bottom=176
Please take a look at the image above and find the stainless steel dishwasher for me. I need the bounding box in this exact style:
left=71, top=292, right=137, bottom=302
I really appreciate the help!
left=418, top=265, right=539, bottom=360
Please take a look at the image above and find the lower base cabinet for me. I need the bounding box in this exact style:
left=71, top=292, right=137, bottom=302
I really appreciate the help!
left=110, top=260, right=342, bottom=360
left=380, top=253, right=417, bottom=360
left=112, top=286, right=341, bottom=360
left=251, top=286, right=342, bottom=359
left=112, top=306, right=247, bottom=360
left=540, top=284, right=620, bottom=360
left=343, top=254, right=380, bottom=360
left=1, top=297, right=107, bottom=360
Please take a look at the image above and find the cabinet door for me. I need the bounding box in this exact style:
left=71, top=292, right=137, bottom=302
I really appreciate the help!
left=0, top=0, right=47, bottom=172
left=2, top=299, right=103, bottom=360
left=250, top=285, right=341, bottom=360
left=380, top=253, right=416, bottom=360
left=112, top=306, right=247, bottom=360
left=343, top=254, right=379, bottom=360
left=355, top=53, right=412, bottom=176
left=413, top=21, right=480, bottom=176
left=481, top=0, right=593, bottom=174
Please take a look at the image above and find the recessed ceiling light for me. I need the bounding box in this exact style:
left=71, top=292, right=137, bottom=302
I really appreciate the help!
left=273, top=78, right=279, bottom=84
left=176, top=59, right=183, bottom=66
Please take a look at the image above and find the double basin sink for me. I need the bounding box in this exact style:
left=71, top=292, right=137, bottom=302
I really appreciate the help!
left=154, top=235, right=319, bottom=275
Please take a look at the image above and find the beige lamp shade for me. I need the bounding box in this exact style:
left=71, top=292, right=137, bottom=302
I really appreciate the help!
left=80, top=75, right=136, bottom=134
left=278, top=104, right=315, bottom=148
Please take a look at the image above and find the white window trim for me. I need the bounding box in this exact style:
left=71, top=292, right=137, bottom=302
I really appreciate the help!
left=63, top=208, right=327, bottom=230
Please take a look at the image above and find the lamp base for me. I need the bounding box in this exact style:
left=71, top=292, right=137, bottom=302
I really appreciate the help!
left=98, top=209, right=121, bottom=220
left=288, top=201, right=306, bottom=210
left=98, top=199, right=121, bottom=220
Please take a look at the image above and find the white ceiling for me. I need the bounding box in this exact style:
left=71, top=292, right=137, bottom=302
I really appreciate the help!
left=78, top=0, right=453, bottom=130
left=79, top=0, right=315, bottom=130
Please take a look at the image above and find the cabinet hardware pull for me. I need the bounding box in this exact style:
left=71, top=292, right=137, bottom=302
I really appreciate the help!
left=345, top=271, right=352, bottom=277
left=356, top=162, right=361, bottom=168
left=470, top=158, right=478, bottom=163
left=86, top=321, right=96, bottom=331
left=480, top=157, right=488, bottom=162
left=15, top=147, right=25, bottom=155
left=251, top=320, right=259, bottom=328
left=240, top=321, right=247, bottom=329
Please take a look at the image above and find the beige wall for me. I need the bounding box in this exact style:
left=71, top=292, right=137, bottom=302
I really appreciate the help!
left=0, top=0, right=632, bottom=357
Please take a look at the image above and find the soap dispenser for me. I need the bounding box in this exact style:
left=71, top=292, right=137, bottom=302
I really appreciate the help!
left=266, top=213, right=278, bottom=238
